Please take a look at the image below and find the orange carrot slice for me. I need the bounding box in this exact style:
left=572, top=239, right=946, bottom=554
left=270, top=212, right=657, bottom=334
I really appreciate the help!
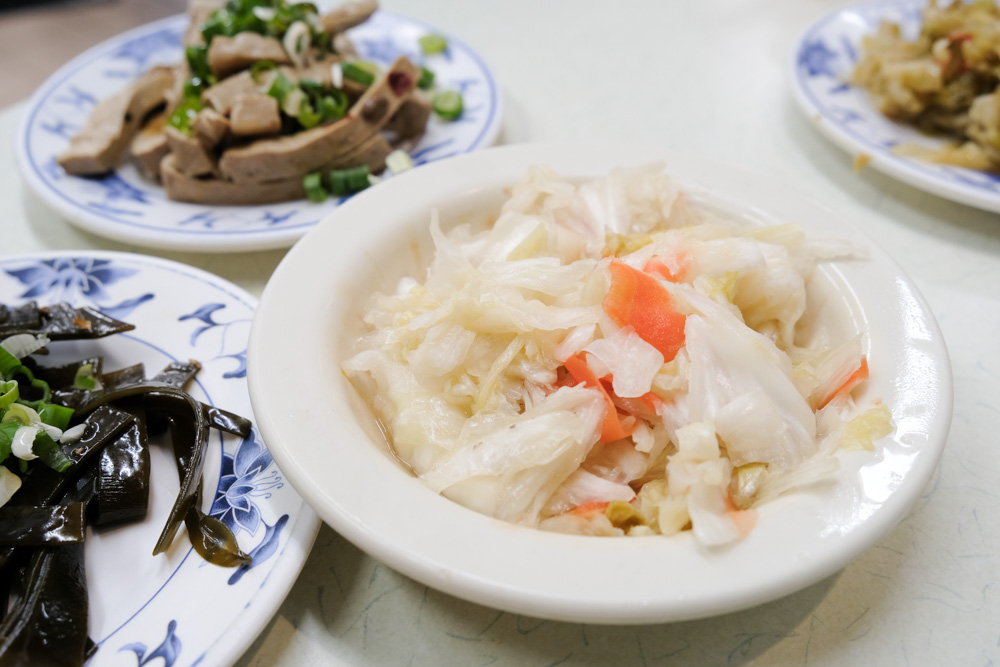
left=564, top=352, right=633, bottom=442
left=603, top=261, right=686, bottom=362
left=818, top=356, right=869, bottom=409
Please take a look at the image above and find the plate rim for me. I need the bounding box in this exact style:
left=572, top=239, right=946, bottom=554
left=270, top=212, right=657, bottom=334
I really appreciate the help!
left=0, top=249, right=321, bottom=665
left=789, top=0, right=1000, bottom=213
left=246, top=142, right=953, bottom=624
left=15, top=9, right=504, bottom=253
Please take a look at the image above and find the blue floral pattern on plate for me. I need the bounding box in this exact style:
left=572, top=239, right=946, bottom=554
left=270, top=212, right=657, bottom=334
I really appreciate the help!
left=790, top=0, right=1000, bottom=213
left=17, top=6, right=503, bottom=253
left=0, top=251, right=319, bottom=667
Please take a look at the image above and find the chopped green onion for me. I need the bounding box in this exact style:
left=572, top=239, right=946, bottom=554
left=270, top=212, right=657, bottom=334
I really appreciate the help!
left=432, top=90, right=464, bottom=121
left=297, top=98, right=322, bottom=129
left=417, top=66, right=435, bottom=91
left=72, top=363, right=100, bottom=391
left=317, top=93, right=347, bottom=121
left=32, top=431, right=72, bottom=473
left=250, top=59, right=278, bottom=83
left=419, top=33, right=448, bottom=55
left=0, top=381, right=18, bottom=410
left=341, top=62, right=375, bottom=86
left=167, top=96, right=203, bottom=135
left=303, top=172, right=328, bottom=202
left=37, top=404, right=74, bottom=432
left=0, top=345, right=19, bottom=378
left=385, top=149, right=414, bottom=174
left=327, top=165, right=371, bottom=197
left=2, top=403, right=35, bottom=427
left=0, top=422, right=18, bottom=463
left=267, top=72, right=295, bottom=103
left=185, top=45, right=217, bottom=87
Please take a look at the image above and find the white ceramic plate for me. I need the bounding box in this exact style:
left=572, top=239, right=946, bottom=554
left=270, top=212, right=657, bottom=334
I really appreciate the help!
left=790, top=0, right=1000, bottom=212
left=0, top=251, right=320, bottom=665
left=247, top=143, right=952, bottom=624
left=16, top=7, right=502, bottom=253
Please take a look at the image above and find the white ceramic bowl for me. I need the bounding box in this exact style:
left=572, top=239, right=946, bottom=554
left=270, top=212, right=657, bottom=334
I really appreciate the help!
left=247, top=143, right=952, bottom=624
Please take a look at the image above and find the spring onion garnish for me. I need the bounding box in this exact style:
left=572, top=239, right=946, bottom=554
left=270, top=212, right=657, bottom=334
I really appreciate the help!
left=250, top=59, right=277, bottom=83
left=419, top=33, right=448, bottom=55
left=385, top=149, right=415, bottom=174
left=0, top=381, right=17, bottom=410
left=303, top=172, right=327, bottom=202
left=328, top=165, right=371, bottom=196
left=267, top=71, right=295, bottom=103
left=37, top=404, right=74, bottom=432
left=417, top=66, right=435, bottom=91
left=283, top=20, right=310, bottom=68
left=432, top=90, right=464, bottom=121
left=185, top=45, right=217, bottom=87
left=167, top=83, right=204, bottom=135
left=72, top=363, right=101, bottom=391
left=341, top=62, right=375, bottom=86
left=201, top=0, right=325, bottom=51
left=0, top=345, right=19, bottom=377
left=330, top=62, right=343, bottom=88
left=31, top=430, right=73, bottom=472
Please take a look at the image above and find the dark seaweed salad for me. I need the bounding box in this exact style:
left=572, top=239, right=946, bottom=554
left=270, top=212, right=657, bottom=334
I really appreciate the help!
left=0, top=302, right=253, bottom=666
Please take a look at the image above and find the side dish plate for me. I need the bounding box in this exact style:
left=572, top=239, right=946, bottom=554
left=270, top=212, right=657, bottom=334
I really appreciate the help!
left=0, top=251, right=320, bottom=666
left=16, top=7, right=502, bottom=252
left=790, top=0, right=1000, bottom=212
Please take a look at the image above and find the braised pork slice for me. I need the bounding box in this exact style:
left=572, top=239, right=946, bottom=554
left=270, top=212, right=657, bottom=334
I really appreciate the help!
left=57, top=66, right=175, bottom=175
left=202, top=70, right=259, bottom=115
left=161, top=154, right=305, bottom=204
left=165, top=126, right=218, bottom=177
left=386, top=94, right=431, bottom=140
left=321, top=0, right=378, bottom=34
left=130, top=112, right=170, bottom=180
left=218, top=56, right=419, bottom=183
left=208, top=32, right=292, bottom=79
left=192, top=107, right=231, bottom=148
left=230, top=94, right=282, bottom=137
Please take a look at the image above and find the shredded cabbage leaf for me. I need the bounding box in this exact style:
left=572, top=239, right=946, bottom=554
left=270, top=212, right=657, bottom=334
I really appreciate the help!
left=343, top=163, right=891, bottom=545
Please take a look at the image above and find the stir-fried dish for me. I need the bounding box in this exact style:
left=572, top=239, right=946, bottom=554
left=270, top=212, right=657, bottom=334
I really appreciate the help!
left=343, top=165, right=894, bottom=543
left=854, top=0, right=1000, bottom=170
left=0, top=302, right=252, bottom=665
left=58, top=0, right=461, bottom=205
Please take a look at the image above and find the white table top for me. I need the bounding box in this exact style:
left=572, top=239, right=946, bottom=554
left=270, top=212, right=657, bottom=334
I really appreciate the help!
left=3, top=1, right=998, bottom=664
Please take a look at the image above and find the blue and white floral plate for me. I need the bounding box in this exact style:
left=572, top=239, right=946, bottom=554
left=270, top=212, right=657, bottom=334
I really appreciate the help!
left=791, top=0, right=1000, bottom=213
left=0, top=251, right=320, bottom=666
left=16, top=7, right=503, bottom=252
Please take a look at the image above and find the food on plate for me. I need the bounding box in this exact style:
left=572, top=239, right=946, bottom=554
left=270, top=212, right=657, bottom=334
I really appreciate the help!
left=343, top=164, right=893, bottom=544
left=853, top=0, right=1000, bottom=170
left=57, top=0, right=461, bottom=205
left=0, top=301, right=252, bottom=665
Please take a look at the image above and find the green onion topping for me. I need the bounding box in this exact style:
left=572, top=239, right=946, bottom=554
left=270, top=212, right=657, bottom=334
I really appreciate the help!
left=417, top=66, right=435, bottom=91
left=328, top=165, right=371, bottom=197
left=303, top=172, right=328, bottom=202
left=419, top=34, right=448, bottom=55
left=341, top=62, right=375, bottom=86
left=432, top=90, right=464, bottom=121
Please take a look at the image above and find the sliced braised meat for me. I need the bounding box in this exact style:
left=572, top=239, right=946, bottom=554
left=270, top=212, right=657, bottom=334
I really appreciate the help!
left=202, top=70, right=259, bottom=115
left=321, top=0, right=378, bottom=35
left=161, top=155, right=305, bottom=205
left=208, top=32, right=292, bottom=79
left=321, top=132, right=392, bottom=173
left=57, top=66, right=175, bottom=175
left=386, top=94, right=431, bottom=140
left=164, top=126, right=218, bottom=178
left=230, top=94, right=282, bottom=137
left=192, top=108, right=231, bottom=148
left=130, top=112, right=170, bottom=180
left=218, top=56, right=419, bottom=183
